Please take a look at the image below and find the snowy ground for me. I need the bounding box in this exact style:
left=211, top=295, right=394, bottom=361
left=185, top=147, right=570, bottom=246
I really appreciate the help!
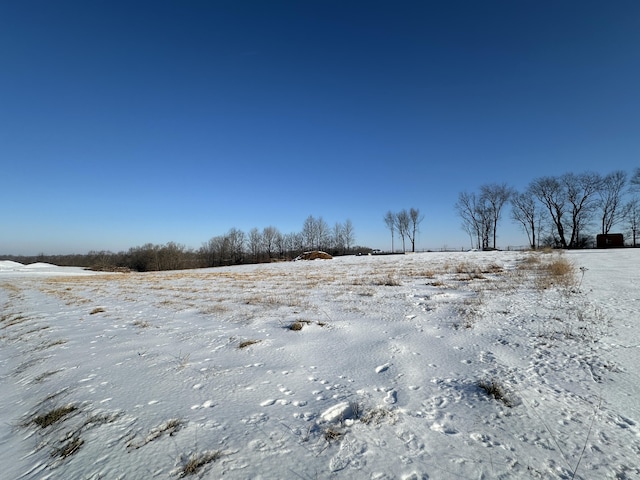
left=1, top=250, right=639, bottom=479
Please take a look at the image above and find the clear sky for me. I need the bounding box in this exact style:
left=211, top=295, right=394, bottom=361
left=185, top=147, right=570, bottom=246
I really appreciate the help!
left=2, top=1, right=639, bottom=255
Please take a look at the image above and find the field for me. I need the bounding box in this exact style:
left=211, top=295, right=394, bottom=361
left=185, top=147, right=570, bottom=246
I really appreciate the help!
left=1, top=250, right=639, bottom=479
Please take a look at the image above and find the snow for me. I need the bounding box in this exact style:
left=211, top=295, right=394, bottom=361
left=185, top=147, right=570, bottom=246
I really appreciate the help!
left=1, top=250, right=639, bottom=479
left=0, top=261, right=94, bottom=276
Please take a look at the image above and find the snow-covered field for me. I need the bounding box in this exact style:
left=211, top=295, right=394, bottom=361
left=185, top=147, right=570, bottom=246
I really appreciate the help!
left=1, top=250, right=638, bottom=479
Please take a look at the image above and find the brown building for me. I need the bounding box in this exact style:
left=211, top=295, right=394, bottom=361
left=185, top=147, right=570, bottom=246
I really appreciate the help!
left=596, top=234, right=624, bottom=248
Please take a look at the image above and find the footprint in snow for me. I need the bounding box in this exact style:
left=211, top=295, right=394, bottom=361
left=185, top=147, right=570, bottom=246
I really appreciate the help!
left=384, top=389, right=397, bottom=404
left=375, top=363, right=391, bottom=374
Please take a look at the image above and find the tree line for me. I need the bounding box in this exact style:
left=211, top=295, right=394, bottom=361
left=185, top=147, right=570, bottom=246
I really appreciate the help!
left=3, top=215, right=368, bottom=272
left=456, top=168, right=640, bottom=250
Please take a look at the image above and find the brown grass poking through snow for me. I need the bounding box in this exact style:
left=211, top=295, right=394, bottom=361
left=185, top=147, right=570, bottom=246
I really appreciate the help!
left=179, top=450, right=222, bottom=477
left=536, top=255, right=577, bottom=289
left=478, top=379, right=513, bottom=407
left=32, top=405, right=78, bottom=428
left=238, top=339, right=262, bottom=349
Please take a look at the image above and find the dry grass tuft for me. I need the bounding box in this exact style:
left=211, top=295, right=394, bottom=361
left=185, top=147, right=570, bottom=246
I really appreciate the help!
left=179, top=450, right=222, bottom=477
left=238, top=339, right=262, bottom=349
left=52, top=434, right=84, bottom=458
left=536, top=256, right=576, bottom=289
left=372, top=274, right=401, bottom=286
left=323, top=426, right=343, bottom=442
left=360, top=406, right=397, bottom=425
left=32, top=404, right=78, bottom=428
left=478, top=379, right=513, bottom=407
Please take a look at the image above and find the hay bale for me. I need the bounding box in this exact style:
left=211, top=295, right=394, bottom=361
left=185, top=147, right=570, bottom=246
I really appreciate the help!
left=294, top=251, right=333, bottom=261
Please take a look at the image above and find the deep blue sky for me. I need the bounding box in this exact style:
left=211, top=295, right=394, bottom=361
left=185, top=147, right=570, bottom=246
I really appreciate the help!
left=2, top=1, right=639, bottom=254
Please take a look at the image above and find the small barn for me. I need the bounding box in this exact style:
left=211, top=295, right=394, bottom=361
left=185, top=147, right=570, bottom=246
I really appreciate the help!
left=596, top=233, right=624, bottom=248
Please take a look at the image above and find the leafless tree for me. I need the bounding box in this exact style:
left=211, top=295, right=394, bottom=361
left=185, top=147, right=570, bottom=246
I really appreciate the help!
left=625, top=197, right=640, bottom=246
left=408, top=208, right=424, bottom=252
left=455, top=191, right=491, bottom=249
left=396, top=209, right=410, bottom=252
left=529, top=176, right=569, bottom=248
left=262, top=226, right=279, bottom=259
left=530, top=173, right=602, bottom=248
left=225, top=228, right=246, bottom=264
left=511, top=190, right=543, bottom=249
left=563, top=172, right=602, bottom=247
left=597, top=170, right=627, bottom=234
left=343, top=219, right=355, bottom=253
left=248, top=228, right=261, bottom=263
left=630, top=168, right=640, bottom=192
left=302, top=215, right=329, bottom=251
left=384, top=211, right=396, bottom=252
left=480, top=183, right=513, bottom=249
left=332, top=222, right=345, bottom=253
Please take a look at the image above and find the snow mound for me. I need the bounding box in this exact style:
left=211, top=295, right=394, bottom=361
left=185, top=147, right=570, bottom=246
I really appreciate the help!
left=0, top=260, right=24, bottom=270
left=22, top=262, right=60, bottom=269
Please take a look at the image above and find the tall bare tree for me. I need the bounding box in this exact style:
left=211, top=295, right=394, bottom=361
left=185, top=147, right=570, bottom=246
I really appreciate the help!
left=248, top=228, right=261, bottom=263
left=396, top=209, right=410, bottom=252
left=455, top=191, right=491, bottom=249
left=384, top=211, right=396, bottom=252
left=332, top=222, right=345, bottom=254
left=625, top=197, right=640, bottom=246
left=511, top=190, right=543, bottom=249
left=529, top=176, right=569, bottom=248
left=343, top=219, right=355, bottom=253
left=408, top=208, right=424, bottom=252
left=563, top=172, right=602, bottom=247
left=597, top=170, right=627, bottom=234
left=530, top=173, right=602, bottom=248
left=480, top=183, right=513, bottom=249
left=262, top=226, right=279, bottom=259
left=302, top=215, right=329, bottom=251
left=630, top=168, right=640, bottom=192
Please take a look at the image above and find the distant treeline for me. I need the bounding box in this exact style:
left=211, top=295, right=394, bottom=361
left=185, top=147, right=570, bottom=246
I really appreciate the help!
left=3, top=216, right=372, bottom=272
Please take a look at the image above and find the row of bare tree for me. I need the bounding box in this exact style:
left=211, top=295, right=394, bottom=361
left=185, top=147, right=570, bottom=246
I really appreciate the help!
left=4, top=216, right=362, bottom=272
left=383, top=208, right=424, bottom=252
left=456, top=168, right=640, bottom=249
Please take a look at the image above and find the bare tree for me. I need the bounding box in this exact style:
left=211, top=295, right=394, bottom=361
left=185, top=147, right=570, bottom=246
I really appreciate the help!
left=408, top=208, right=424, bottom=252
left=511, top=190, right=543, bottom=249
left=480, top=183, right=513, bottom=249
left=597, top=170, right=627, bottom=234
left=396, top=209, right=410, bottom=252
left=529, top=176, right=569, bottom=248
left=384, top=211, right=396, bottom=252
left=343, top=219, right=355, bottom=253
left=625, top=197, right=640, bottom=246
left=248, top=228, right=261, bottom=263
left=302, top=215, right=329, bottom=251
left=563, top=172, right=602, bottom=247
left=530, top=173, right=602, bottom=248
left=262, top=226, right=279, bottom=259
left=332, top=222, right=345, bottom=254
left=630, top=168, right=640, bottom=192
left=455, top=192, right=491, bottom=249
